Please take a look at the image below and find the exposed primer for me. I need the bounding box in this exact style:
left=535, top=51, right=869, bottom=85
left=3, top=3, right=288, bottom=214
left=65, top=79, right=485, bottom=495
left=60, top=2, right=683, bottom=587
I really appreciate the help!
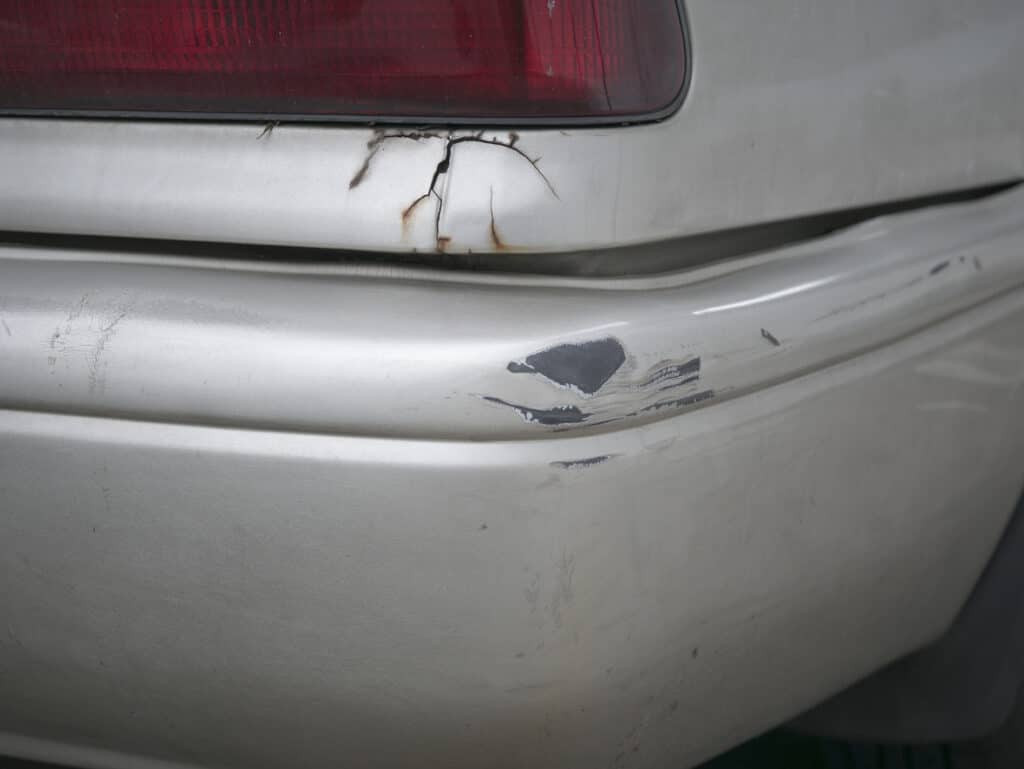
left=508, top=337, right=626, bottom=395
left=485, top=342, right=712, bottom=429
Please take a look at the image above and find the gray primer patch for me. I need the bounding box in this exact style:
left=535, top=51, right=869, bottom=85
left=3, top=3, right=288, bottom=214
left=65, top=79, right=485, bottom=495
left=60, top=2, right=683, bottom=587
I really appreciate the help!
left=508, top=337, right=626, bottom=395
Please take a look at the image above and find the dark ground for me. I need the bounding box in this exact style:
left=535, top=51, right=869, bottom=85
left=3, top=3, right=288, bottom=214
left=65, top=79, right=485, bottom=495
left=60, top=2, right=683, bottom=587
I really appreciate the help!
left=0, top=725, right=1019, bottom=769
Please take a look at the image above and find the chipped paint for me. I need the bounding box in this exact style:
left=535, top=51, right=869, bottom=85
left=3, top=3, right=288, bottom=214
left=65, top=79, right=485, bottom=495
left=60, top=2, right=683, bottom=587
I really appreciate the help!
left=480, top=397, right=590, bottom=426
left=508, top=338, right=626, bottom=396
left=487, top=340, right=712, bottom=429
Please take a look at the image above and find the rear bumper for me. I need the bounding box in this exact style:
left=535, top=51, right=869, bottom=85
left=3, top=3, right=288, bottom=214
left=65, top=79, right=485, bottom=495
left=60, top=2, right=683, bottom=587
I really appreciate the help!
left=2, top=188, right=1024, bottom=769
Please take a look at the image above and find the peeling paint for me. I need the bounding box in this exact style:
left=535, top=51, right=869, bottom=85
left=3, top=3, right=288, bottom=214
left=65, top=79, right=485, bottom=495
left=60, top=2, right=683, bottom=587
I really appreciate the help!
left=481, top=397, right=590, bottom=426
left=488, top=346, right=712, bottom=429
left=508, top=338, right=626, bottom=396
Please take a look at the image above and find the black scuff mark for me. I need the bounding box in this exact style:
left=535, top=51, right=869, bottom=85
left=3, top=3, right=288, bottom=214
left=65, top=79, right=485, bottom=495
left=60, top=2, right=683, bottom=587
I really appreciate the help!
left=550, top=455, right=617, bottom=470
left=507, top=337, right=626, bottom=396
left=481, top=396, right=590, bottom=426
left=398, top=131, right=559, bottom=252
left=349, top=129, right=441, bottom=190
left=760, top=328, right=781, bottom=347
left=815, top=275, right=925, bottom=322
left=973, top=256, right=983, bottom=271
left=257, top=121, right=280, bottom=140
left=930, top=260, right=950, bottom=275
left=639, top=390, right=716, bottom=414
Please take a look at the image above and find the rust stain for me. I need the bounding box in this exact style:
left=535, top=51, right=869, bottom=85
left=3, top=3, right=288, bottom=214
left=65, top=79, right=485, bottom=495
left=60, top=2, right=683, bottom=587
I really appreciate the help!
left=401, top=192, right=432, bottom=241
left=489, top=187, right=508, bottom=251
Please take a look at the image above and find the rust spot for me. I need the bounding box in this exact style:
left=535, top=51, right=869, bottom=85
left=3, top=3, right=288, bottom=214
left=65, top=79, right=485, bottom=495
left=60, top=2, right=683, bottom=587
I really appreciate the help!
left=397, top=131, right=557, bottom=253
left=402, top=194, right=430, bottom=222
left=402, top=192, right=433, bottom=241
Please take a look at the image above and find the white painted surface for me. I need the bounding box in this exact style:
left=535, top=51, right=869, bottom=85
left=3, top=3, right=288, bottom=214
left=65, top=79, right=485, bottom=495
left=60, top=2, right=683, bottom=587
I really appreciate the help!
left=0, top=0, right=1021, bottom=253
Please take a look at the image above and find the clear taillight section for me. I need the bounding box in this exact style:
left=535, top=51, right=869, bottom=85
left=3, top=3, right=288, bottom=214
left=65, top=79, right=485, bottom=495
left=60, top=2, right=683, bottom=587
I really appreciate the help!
left=0, top=0, right=688, bottom=122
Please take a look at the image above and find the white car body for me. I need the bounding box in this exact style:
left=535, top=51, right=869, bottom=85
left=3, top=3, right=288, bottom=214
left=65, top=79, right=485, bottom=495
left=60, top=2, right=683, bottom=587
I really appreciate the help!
left=1, top=2, right=1023, bottom=768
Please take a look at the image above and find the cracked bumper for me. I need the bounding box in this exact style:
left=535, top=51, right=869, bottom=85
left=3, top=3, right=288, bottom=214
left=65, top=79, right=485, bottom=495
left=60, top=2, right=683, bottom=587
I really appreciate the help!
left=3, top=188, right=1024, bottom=769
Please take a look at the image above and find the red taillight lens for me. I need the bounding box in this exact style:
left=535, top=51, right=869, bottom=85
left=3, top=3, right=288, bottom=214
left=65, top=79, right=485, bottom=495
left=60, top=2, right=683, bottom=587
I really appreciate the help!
left=0, top=1, right=688, bottom=122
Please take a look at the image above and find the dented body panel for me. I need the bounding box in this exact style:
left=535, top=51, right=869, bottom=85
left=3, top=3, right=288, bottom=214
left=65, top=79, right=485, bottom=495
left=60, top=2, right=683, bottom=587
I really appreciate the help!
left=0, top=0, right=1022, bottom=255
left=3, top=190, right=1024, bottom=769
left=2, top=1, right=1024, bottom=766
left=2, top=188, right=1024, bottom=439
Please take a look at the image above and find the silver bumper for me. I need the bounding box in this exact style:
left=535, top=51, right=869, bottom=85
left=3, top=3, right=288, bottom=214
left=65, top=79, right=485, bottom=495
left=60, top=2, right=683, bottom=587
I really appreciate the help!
left=2, top=188, right=1024, bottom=769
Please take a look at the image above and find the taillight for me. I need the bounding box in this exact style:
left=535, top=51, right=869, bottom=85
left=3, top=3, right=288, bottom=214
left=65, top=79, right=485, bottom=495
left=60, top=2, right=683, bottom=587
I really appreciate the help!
left=0, top=1, right=689, bottom=123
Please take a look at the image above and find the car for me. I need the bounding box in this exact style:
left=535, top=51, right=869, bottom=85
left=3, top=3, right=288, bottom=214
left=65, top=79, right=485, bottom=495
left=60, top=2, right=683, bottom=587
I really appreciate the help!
left=1, top=2, right=1023, bottom=768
